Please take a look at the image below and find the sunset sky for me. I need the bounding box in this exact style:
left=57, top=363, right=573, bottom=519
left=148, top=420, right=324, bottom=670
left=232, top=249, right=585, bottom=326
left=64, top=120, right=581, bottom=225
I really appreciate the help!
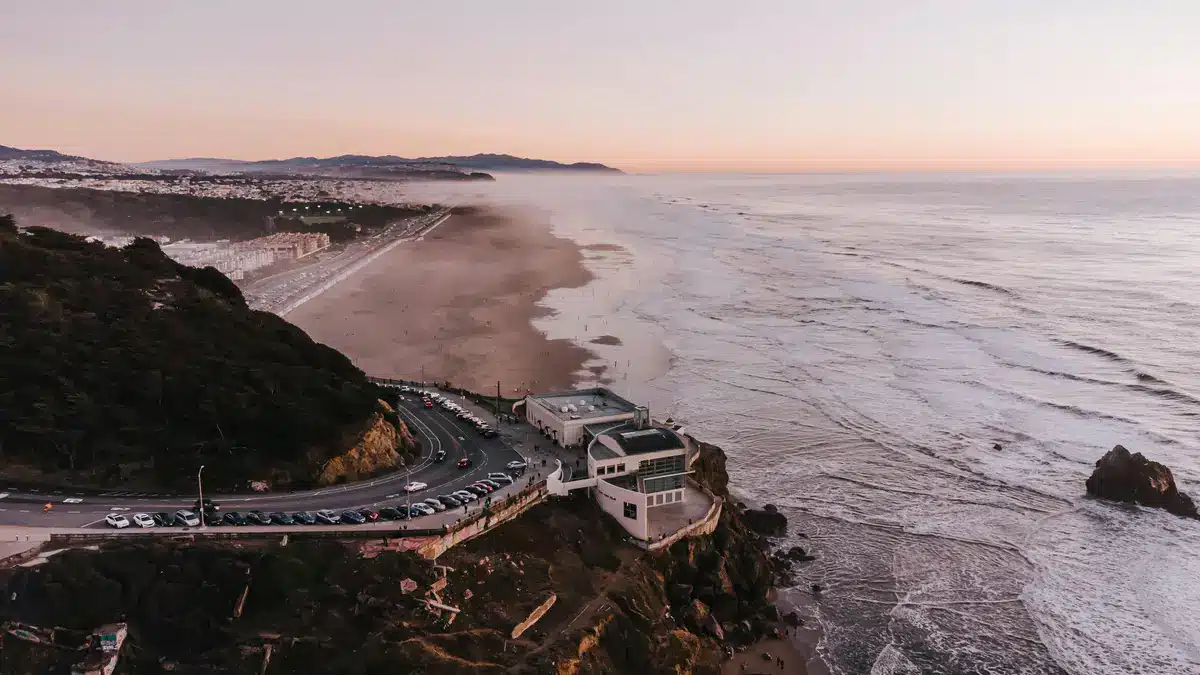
left=3, top=1, right=1198, bottom=171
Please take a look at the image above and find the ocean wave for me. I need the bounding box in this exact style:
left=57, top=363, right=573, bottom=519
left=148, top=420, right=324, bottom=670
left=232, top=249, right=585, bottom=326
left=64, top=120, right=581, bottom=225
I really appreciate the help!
left=948, top=277, right=1021, bottom=297
left=1054, top=339, right=1131, bottom=365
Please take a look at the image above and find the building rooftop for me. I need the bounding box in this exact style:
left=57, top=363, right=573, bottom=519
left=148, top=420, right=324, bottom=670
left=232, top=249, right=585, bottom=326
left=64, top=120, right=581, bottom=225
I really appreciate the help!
left=609, top=427, right=685, bottom=455
left=529, top=388, right=640, bottom=422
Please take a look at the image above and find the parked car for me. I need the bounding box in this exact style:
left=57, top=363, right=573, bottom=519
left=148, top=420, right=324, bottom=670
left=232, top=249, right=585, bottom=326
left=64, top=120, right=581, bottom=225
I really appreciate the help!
left=469, top=483, right=493, bottom=494
left=379, top=506, right=405, bottom=521
left=457, top=457, right=472, bottom=469
left=220, top=511, right=246, bottom=526
left=433, top=450, right=447, bottom=463
left=482, top=429, right=498, bottom=438
left=424, top=399, right=434, bottom=408
left=315, top=509, right=340, bottom=525
left=422, top=498, right=447, bottom=512
left=269, top=512, right=295, bottom=525
left=358, top=508, right=379, bottom=522
left=194, top=498, right=220, bottom=513
left=340, top=509, right=366, bottom=524
left=438, top=495, right=463, bottom=508
left=292, top=511, right=316, bottom=525
left=152, top=512, right=173, bottom=527
left=452, top=490, right=478, bottom=503
left=411, top=503, right=435, bottom=516
left=245, top=511, right=271, bottom=525
left=404, top=482, right=428, bottom=493
left=174, top=510, right=200, bottom=527
left=480, top=479, right=503, bottom=489
left=465, top=485, right=489, bottom=496
left=487, top=473, right=514, bottom=484
left=132, top=513, right=155, bottom=528
left=105, top=513, right=130, bottom=529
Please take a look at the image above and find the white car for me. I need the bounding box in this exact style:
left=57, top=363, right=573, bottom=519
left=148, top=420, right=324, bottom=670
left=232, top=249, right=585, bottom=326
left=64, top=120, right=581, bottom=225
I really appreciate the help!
left=507, top=460, right=528, bottom=470
left=174, top=509, right=201, bottom=527
left=404, top=481, right=428, bottom=493
left=410, top=503, right=436, bottom=516
left=452, top=490, right=478, bottom=503
left=104, top=513, right=130, bottom=529
left=422, top=498, right=447, bottom=512
left=132, top=513, right=155, bottom=528
left=487, top=473, right=514, bottom=484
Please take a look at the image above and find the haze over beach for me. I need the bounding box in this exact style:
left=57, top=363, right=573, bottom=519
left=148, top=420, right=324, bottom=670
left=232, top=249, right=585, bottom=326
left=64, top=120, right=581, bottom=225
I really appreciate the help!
left=3, top=2, right=1200, bottom=674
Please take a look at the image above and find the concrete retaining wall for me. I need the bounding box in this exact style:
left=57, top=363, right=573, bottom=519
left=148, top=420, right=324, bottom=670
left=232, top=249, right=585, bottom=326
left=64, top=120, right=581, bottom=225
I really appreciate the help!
left=645, top=479, right=724, bottom=552
left=417, top=483, right=547, bottom=559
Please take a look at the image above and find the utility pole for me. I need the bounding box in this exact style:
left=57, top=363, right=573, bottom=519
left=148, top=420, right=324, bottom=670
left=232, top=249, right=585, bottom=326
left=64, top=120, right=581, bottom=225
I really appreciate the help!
left=197, top=465, right=206, bottom=528
left=496, top=380, right=501, bottom=426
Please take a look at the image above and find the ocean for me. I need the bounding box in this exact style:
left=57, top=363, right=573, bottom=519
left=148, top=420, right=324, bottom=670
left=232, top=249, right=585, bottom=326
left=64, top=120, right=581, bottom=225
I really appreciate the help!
left=409, top=172, right=1200, bottom=674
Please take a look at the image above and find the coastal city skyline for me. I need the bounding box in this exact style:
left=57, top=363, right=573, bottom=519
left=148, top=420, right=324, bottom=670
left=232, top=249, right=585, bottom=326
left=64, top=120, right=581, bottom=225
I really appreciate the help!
left=5, top=1, right=1199, bottom=171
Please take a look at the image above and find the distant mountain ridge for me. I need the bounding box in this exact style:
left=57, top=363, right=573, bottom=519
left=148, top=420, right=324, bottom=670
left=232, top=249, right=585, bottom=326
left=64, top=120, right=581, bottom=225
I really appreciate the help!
left=0, top=145, right=117, bottom=165
left=139, top=152, right=622, bottom=174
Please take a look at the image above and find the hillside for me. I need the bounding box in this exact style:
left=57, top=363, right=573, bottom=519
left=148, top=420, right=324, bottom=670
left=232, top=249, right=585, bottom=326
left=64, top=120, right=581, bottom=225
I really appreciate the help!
left=0, top=145, right=107, bottom=164
left=140, top=152, right=622, bottom=174
left=0, top=215, right=414, bottom=490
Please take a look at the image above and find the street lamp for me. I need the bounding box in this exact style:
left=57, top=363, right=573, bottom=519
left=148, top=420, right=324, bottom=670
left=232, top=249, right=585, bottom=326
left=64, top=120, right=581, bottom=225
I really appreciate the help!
left=197, top=465, right=206, bottom=528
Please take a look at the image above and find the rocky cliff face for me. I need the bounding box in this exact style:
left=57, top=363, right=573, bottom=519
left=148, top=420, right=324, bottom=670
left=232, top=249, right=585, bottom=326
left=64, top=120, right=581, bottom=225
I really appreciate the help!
left=315, top=400, right=418, bottom=485
left=1086, top=444, right=1198, bottom=519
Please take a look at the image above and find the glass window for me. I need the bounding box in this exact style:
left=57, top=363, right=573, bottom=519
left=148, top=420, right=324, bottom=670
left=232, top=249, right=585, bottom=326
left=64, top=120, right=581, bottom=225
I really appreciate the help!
left=623, top=502, right=637, bottom=520
left=644, top=474, right=684, bottom=494
left=617, top=463, right=625, bottom=473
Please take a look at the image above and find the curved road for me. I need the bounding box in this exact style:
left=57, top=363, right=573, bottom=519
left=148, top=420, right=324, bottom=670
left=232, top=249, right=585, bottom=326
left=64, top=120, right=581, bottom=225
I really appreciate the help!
left=0, top=391, right=527, bottom=529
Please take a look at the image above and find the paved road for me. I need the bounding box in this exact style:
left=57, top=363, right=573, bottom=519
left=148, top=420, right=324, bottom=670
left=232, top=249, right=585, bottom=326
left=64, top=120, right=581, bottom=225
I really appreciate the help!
left=0, top=391, right=528, bottom=530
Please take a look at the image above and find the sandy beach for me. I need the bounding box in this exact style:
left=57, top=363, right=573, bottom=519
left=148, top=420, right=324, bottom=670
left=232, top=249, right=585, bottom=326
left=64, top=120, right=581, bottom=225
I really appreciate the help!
left=287, top=206, right=597, bottom=394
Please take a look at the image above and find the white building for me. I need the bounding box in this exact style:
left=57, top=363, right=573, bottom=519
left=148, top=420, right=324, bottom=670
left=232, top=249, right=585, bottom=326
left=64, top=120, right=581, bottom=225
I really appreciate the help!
left=542, top=390, right=713, bottom=544
left=523, top=388, right=646, bottom=448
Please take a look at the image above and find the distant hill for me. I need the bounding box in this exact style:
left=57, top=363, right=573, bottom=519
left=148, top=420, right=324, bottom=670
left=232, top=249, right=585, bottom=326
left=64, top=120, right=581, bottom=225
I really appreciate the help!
left=0, top=215, right=415, bottom=490
left=140, top=152, right=622, bottom=174
left=0, top=144, right=116, bottom=166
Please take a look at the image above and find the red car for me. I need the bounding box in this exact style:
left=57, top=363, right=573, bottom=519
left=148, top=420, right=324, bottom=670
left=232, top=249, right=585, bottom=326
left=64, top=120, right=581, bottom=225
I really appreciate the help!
left=457, top=457, right=472, bottom=469
left=358, top=508, right=379, bottom=522
left=424, top=399, right=433, bottom=408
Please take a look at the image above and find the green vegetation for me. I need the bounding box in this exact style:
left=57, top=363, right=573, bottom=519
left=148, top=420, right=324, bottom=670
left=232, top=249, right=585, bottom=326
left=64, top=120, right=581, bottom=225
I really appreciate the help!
left=0, top=215, right=385, bottom=490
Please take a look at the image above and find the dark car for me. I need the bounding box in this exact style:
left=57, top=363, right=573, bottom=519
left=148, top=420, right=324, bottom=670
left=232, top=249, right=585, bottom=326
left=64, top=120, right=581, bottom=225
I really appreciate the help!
left=465, top=485, right=488, bottom=496
left=269, top=512, right=295, bottom=525
left=194, top=498, right=220, bottom=513
left=457, top=457, right=472, bottom=469
left=433, top=450, right=447, bottom=463
left=437, top=495, right=463, bottom=508
left=245, top=510, right=271, bottom=525
left=379, top=506, right=405, bottom=521
left=358, top=508, right=379, bottom=522
left=479, top=479, right=502, bottom=489
left=223, top=511, right=248, bottom=526
left=408, top=505, right=426, bottom=518
left=482, top=429, right=498, bottom=438
left=469, top=483, right=493, bottom=493
left=152, top=512, right=173, bottom=527
left=340, top=509, right=366, bottom=524
left=292, top=511, right=316, bottom=525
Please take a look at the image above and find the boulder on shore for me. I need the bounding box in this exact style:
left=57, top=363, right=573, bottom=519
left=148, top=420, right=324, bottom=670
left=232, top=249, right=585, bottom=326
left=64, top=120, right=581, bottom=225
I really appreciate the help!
left=741, top=508, right=788, bottom=537
left=1085, top=445, right=1198, bottom=519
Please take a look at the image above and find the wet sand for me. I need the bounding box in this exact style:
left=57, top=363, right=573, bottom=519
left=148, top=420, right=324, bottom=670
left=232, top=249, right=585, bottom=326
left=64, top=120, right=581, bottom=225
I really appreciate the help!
left=288, top=206, right=597, bottom=394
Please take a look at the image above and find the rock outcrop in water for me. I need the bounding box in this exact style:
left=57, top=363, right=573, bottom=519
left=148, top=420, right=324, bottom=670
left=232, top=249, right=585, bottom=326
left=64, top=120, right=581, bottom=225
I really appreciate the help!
left=740, top=504, right=789, bottom=537
left=1085, top=445, right=1198, bottom=519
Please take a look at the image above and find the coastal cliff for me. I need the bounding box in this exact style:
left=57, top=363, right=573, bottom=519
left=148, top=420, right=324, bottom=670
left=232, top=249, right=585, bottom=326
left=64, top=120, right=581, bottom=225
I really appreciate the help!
left=315, top=400, right=419, bottom=485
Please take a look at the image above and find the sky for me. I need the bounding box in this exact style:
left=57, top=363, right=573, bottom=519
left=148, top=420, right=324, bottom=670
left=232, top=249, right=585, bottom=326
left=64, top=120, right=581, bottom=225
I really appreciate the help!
left=3, top=0, right=1199, bottom=171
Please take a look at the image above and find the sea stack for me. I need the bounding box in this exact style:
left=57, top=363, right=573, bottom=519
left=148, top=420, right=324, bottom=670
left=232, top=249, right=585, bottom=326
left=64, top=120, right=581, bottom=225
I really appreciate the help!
left=1085, top=445, right=1198, bottom=519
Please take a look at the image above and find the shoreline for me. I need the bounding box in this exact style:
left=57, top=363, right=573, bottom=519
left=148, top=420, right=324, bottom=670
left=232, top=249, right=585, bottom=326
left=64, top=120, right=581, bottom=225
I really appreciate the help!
left=287, top=205, right=598, bottom=393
